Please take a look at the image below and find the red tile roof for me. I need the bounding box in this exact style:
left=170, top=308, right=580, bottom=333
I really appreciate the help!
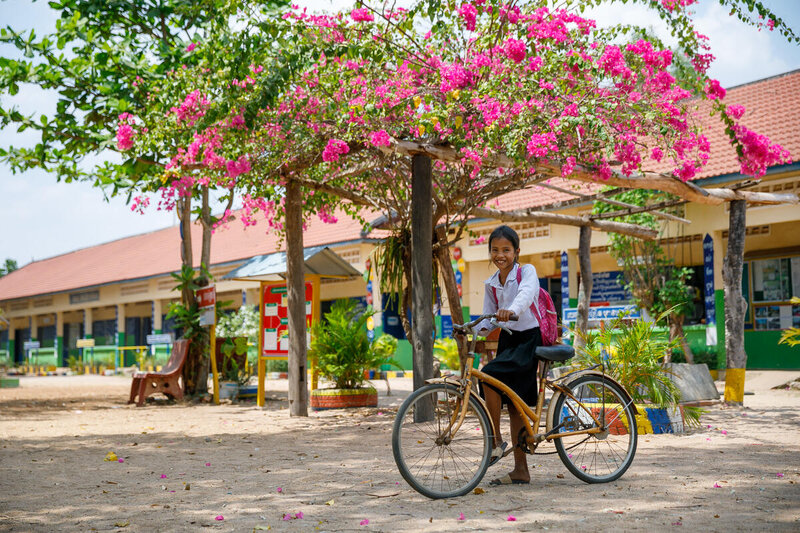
left=693, top=69, right=800, bottom=179
left=2, top=71, right=798, bottom=302
left=0, top=208, right=374, bottom=301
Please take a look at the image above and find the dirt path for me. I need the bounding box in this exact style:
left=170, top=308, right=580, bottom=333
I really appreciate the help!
left=1, top=375, right=799, bottom=532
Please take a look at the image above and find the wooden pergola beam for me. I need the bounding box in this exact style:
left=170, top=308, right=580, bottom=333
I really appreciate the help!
left=471, top=206, right=658, bottom=240
left=537, top=182, right=690, bottom=224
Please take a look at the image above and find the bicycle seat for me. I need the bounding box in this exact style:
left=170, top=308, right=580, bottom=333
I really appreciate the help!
left=535, top=344, right=575, bottom=362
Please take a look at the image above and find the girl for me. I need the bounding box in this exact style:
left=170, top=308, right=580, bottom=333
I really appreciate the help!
left=475, top=225, right=541, bottom=486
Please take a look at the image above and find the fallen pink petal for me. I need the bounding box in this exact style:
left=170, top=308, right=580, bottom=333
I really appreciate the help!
left=283, top=514, right=291, bottom=521
left=160, top=474, right=167, bottom=479
left=714, top=482, right=722, bottom=488
left=277, top=487, right=283, bottom=493
left=777, top=473, right=784, bottom=478
left=507, top=515, right=517, bottom=521
left=458, top=512, right=465, bottom=521
left=295, top=511, right=304, bottom=519
left=215, top=515, right=224, bottom=521
left=720, top=430, right=728, bottom=435
left=672, top=521, right=683, bottom=526
left=360, top=518, right=369, bottom=525
left=118, top=458, right=124, bottom=463
left=205, top=462, right=211, bottom=467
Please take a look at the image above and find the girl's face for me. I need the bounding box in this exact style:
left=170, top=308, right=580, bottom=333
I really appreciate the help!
left=490, top=236, right=518, bottom=273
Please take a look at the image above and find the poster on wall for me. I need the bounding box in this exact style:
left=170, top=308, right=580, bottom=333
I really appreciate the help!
left=261, top=282, right=313, bottom=357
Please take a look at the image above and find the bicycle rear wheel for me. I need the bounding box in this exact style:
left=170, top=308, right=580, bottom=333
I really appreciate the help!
left=392, top=383, right=492, bottom=499
left=552, top=375, right=637, bottom=483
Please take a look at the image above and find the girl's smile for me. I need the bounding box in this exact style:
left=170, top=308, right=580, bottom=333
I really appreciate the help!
left=490, top=236, right=518, bottom=280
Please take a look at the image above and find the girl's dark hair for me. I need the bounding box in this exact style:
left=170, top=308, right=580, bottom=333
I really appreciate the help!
left=488, top=225, right=520, bottom=256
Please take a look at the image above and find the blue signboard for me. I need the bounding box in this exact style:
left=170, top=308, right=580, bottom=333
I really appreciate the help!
left=590, top=271, right=632, bottom=304
left=440, top=315, right=453, bottom=339
left=563, top=305, right=640, bottom=323
left=561, top=252, right=569, bottom=318
left=455, top=270, right=462, bottom=284
left=703, top=234, right=716, bottom=326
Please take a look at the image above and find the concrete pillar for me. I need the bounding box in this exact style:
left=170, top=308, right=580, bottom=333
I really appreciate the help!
left=116, top=304, right=126, bottom=346
left=55, top=311, right=64, bottom=366
left=84, top=308, right=93, bottom=337
left=152, top=300, right=163, bottom=333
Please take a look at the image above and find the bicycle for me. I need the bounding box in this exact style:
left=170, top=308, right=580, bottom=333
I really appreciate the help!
left=392, top=313, right=638, bottom=499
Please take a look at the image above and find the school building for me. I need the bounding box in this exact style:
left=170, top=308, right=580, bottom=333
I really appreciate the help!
left=1, top=70, right=799, bottom=371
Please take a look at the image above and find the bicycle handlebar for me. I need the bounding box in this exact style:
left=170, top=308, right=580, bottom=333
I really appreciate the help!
left=453, top=313, right=518, bottom=335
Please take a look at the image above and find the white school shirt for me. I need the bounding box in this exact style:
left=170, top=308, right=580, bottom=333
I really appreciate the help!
left=477, top=263, right=540, bottom=333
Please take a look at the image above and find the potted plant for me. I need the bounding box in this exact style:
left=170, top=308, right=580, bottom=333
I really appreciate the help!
left=309, top=299, right=398, bottom=410
left=215, top=336, right=250, bottom=400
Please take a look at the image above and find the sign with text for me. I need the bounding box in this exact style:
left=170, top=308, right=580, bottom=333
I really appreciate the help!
left=563, top=305, right=640, bottom=324
left=261, top=282, right=313, bottom=357
left=197, top=285, right=216, bottom=327
left=702, top=234, right=716, bottom=327
left=76, top=338, right=95, bottom=348
left=590, top=271, right=632, bottom=305
left=23, top=340, right=40, bottom=350
left=147, top=333, right=174, bottom=345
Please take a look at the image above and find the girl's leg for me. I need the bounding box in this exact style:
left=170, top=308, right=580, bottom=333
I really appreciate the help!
left=484, top=386, right=503, bottom=448
left=507, top=403, right=531, bottom=482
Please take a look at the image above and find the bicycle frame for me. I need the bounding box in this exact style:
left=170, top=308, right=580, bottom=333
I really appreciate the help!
left=433, top=315, right=631, bottom=454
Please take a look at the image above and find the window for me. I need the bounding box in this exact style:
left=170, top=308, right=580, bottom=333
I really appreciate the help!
left=92, top=319, right=117, bottom=345
left=750, top=256, right=800, bottom=331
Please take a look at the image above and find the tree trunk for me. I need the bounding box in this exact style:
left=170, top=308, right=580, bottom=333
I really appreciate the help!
left=285, top=179, right=309, bottom=416
left=177, top=195, right=207, bottom=398
left=433, top=226, right=467, bottom=369
left=200, top=185, right=212, bottom=272
left=669, top=315, right=694, bottom=364
left=411, top=154, right=434, bottom=421
left=574, top=226, right=593, bottom=350
left=723, top=199, right=747, bottom=406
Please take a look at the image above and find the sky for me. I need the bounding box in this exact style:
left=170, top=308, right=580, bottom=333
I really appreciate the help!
left=1, top=0, right=799, bottom=268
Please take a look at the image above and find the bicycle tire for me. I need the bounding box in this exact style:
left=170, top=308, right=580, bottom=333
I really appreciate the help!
left=552, top=374, right=637, bottom=483
left=392, top=383, right=492, bottom=499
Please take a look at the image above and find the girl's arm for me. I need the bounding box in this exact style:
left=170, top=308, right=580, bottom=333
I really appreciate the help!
left=507, top=264, right=540, bottom=319
left=475, top=282, right=498, bottom=333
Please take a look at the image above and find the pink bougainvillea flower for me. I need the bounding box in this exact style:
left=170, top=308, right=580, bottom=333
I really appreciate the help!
left=277, top=487, right=283, bottom=493
left=118, top=458, right=124, bottom=463
left=215, top=515, right=224, bottom=521
left=295, top=512, right=304, bottom=519
left=351, top=8, right=374, bottom=22
left=205, top=462, right=211, bottom=467
left=504, top=38, right=526, bottom=63
left=458, top=3, right=478, bottom=31
left=360, top=518, right=370, bottom=525
left=322, top=139, right=350, bottom=162
left=369, top=130, right=391, bottom=147
left=720, top=430, right=728, bottom=435
left=705, top=79, right=726, bottom=100
left=776, top=473, right=784, bottom=478
left=507, top=515, right=517, bottom=521
left=457, top=512, right=466, bottom=521
left=186, top=42, right=196, bottom=52
left=160, top=474, right=167, bottom=479
left=713, top=482, right=721, bottom=488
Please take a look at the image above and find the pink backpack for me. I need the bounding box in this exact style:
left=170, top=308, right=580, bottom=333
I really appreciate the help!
left=491, top=266, right=559, bottom=346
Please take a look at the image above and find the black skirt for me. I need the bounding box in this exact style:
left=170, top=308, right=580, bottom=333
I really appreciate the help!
left=480, top=327, right=541, bottom=406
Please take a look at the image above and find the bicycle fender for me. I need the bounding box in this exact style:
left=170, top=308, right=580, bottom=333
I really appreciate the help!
left=424, top=377, right=499, bottom=440
left=545, top=370, right=639, bottom=433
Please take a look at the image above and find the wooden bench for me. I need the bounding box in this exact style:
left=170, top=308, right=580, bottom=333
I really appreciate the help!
left=473, top=328, right=501, bottom=362
left=128, top=339, right=189, bottom=406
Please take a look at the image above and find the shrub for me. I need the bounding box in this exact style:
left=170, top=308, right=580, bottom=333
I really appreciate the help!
left=434, top=337, right=459, bottom=370
left=573, top=311, right=700, bottom=425
left=309, top=299, right=398, bottom=389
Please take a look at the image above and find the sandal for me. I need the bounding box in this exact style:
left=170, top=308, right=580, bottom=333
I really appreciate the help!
left=489, top=474, right=530, bottom=485
left=489, top=441, right=509, bottom=467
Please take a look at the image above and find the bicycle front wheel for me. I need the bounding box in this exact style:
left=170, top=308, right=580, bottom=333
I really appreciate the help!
left=553, top=375, right=637, bottom=483
left=392, top=383, right=492, bottom=499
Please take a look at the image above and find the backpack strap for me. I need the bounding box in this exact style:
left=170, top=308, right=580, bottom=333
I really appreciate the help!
left=518, top=265, right=544, bottom=326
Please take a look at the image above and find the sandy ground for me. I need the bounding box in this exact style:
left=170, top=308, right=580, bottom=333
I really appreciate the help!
left=1, top=373, right=799, bottom=532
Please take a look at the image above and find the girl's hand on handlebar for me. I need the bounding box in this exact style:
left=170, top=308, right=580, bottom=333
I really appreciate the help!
left=496, top=309, right=517, bottom=322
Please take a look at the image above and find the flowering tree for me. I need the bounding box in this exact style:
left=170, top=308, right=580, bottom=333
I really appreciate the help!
left=0, top=0, right=293, bottom=396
